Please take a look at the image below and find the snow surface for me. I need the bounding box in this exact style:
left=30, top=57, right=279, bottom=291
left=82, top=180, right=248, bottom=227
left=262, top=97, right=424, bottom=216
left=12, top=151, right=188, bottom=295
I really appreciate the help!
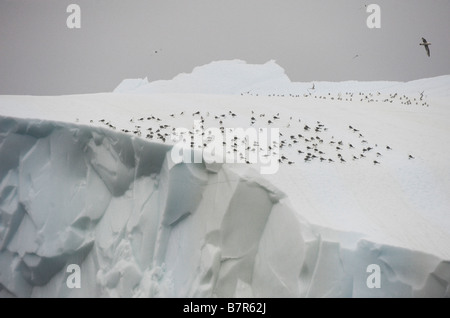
left=1, top=60, right=450, bottom=297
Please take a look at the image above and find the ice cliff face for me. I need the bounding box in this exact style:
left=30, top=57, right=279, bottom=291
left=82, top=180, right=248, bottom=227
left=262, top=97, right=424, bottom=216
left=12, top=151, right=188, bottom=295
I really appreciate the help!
left=1, top=116, right=449, bottom=297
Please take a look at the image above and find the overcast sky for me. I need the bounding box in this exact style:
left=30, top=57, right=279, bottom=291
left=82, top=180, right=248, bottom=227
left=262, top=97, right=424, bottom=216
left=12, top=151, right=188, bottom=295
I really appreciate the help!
left=0, top=0, right=449, bottom=95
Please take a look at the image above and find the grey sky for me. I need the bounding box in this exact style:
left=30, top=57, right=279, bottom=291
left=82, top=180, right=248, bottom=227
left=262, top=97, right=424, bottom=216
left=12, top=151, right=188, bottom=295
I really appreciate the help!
left=0, top=0, right=449, bottom=95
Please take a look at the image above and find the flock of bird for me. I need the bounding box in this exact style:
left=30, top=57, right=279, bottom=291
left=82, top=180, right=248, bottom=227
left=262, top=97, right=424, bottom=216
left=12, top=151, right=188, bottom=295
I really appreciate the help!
left=240, top=90, right=430, bottom=107
left=89, top=96, right=418, bottom=167
left=82, top=35, right=433, bottom=167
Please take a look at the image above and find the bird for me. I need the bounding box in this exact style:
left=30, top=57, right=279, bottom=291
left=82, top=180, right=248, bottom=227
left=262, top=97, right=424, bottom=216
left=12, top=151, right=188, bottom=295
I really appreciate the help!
left=409, top=154, right=415, bottom=160
left=420, top=37, right=431, bottom=57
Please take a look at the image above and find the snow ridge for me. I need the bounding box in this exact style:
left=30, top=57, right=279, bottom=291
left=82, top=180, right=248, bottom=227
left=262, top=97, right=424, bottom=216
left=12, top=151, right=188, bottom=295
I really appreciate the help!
left=114, top=59, right=450, bottom=97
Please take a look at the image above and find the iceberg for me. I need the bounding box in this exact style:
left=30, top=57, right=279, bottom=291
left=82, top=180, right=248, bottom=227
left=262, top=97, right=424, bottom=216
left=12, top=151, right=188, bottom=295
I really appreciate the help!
left=1, top=60, right=450, bottom=297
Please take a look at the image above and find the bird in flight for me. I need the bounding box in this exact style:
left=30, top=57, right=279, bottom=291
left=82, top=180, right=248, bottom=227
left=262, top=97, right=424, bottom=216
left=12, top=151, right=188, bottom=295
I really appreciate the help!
left=420, top=37, right=431, bottom=57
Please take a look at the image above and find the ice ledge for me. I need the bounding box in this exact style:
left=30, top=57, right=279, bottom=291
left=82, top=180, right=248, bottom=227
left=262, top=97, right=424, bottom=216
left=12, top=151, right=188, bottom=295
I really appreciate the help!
left=0, top=116, right=449, bottom=297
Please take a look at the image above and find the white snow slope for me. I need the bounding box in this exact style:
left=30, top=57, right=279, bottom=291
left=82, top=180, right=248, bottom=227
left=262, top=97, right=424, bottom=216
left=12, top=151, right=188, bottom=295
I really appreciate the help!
left=1, top=60, right=450, bottom=297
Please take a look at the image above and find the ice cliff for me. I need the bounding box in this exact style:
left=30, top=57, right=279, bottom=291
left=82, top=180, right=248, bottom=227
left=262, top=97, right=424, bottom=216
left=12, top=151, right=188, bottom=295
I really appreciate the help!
left=1, top=116, right=449, bottom=297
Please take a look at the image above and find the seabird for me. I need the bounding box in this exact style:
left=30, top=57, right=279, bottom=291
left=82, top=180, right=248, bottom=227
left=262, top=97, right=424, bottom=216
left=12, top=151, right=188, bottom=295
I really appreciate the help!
left=420, top=37, right=431, bottom=57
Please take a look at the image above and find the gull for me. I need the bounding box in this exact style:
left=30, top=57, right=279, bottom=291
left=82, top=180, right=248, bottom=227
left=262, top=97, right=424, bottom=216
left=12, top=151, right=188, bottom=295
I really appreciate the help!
left=420, top=37, right=431, bottom=57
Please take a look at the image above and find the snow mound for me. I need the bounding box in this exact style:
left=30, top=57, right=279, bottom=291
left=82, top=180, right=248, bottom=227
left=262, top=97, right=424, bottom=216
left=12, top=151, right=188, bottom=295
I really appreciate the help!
left=114, top=60, right=450, bottom=97
left=114, top=60, right=291, bottom=95
left=1, top=116, right=449, bottom=297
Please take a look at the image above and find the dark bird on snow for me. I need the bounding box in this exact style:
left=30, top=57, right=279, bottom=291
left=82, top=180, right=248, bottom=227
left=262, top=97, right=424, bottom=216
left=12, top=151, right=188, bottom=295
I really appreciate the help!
left=409, top=154, right=415, bottom=159
left=420, top=37, right=431, bottom=57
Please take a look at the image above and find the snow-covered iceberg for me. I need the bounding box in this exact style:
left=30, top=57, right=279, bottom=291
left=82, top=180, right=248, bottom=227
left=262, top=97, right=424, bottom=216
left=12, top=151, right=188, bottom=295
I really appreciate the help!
left=1, top=60, right=450, bottom=297
left=1, top=116, right=449, bottom=297
left=114, top=59, right=450, bottom=98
